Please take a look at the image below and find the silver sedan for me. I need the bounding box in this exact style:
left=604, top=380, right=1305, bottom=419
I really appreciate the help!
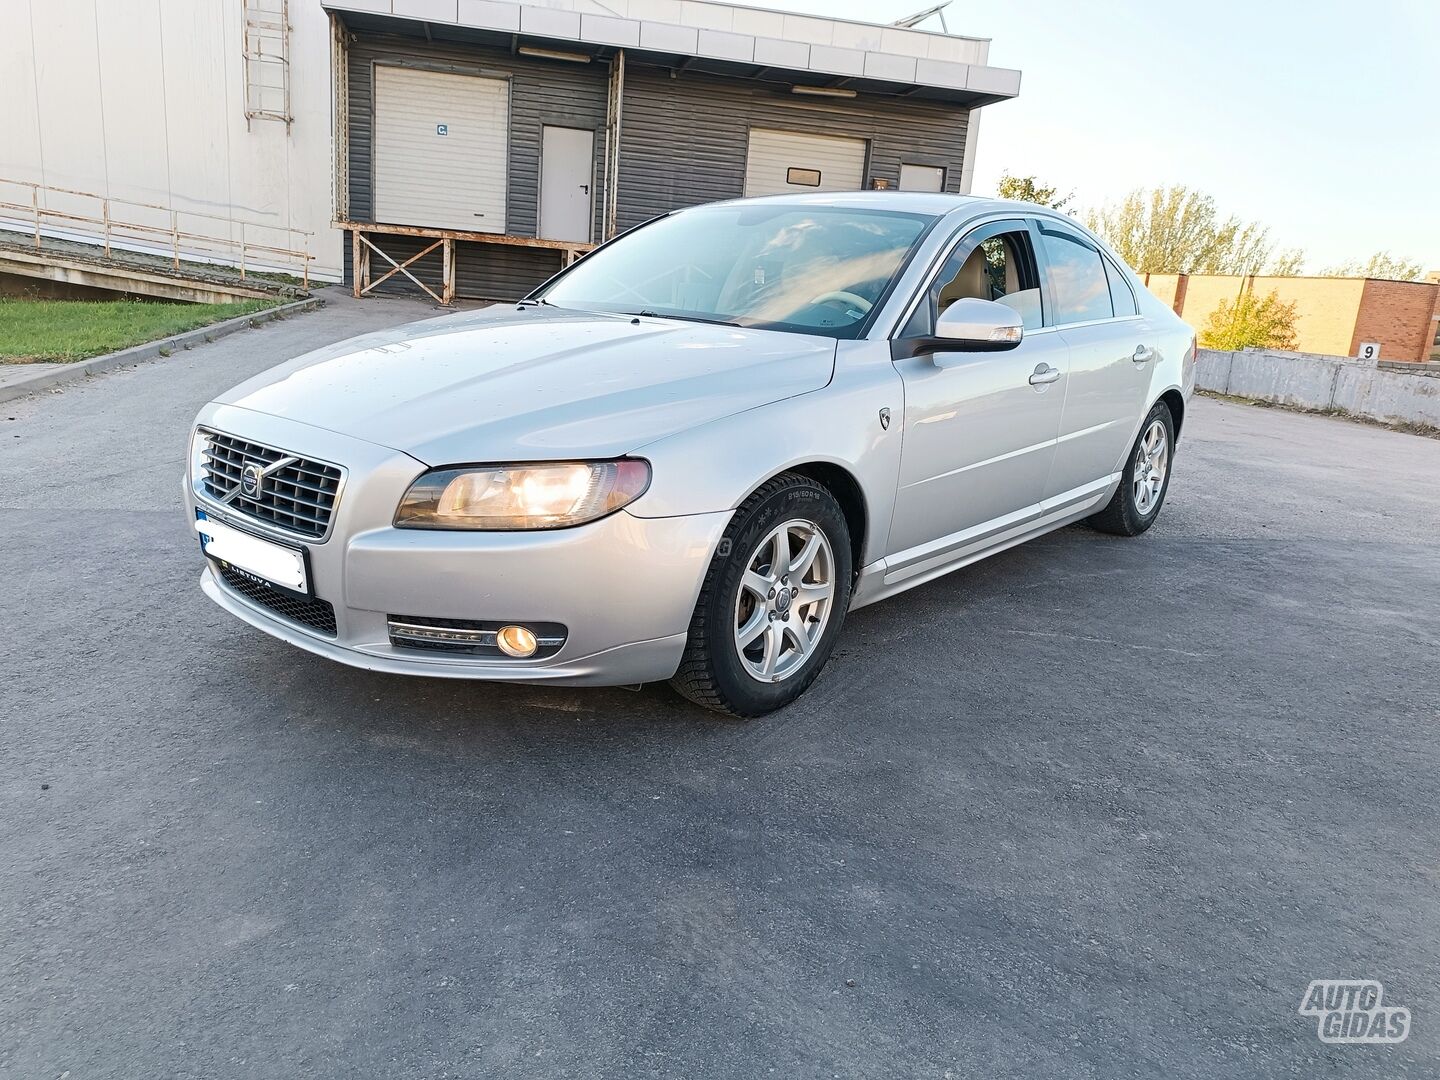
left=186, top=193, right=1195, bottom=716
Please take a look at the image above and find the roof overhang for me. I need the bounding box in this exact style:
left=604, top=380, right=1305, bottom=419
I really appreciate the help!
left=324, top=0, right=1021, bottom=108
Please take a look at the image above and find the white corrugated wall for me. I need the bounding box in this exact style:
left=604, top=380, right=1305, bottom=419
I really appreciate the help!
left=0, top=0, right=342, bottom=280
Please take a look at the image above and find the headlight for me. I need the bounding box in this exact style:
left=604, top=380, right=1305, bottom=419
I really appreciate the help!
left=189, top=427, right=211, bottom=485
left=394, top=460, right=651, bottom=530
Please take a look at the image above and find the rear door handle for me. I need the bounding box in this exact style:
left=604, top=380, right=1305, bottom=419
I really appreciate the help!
left=1133, top=345, right=1156, bottom=364
left=1029, top=363, right=1061, bottom=386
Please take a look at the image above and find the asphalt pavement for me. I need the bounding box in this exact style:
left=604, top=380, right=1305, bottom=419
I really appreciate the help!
left=2, top=293, right=1437, bottom=1078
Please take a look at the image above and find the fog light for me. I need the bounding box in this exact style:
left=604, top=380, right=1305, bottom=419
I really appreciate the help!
left=496, top=625, right=539, bottom=658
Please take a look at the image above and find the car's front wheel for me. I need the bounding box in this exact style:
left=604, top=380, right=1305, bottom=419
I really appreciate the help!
left=671, top=473, right=852, bottom=717
left=1086, top=401, right=1175, bottom=536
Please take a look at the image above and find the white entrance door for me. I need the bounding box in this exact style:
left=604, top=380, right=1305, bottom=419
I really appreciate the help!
left=373, top=65, right=509, bottom=234
left=743, top=129, right=866, bottom=196
left=539, top=126, right=594, bottom=243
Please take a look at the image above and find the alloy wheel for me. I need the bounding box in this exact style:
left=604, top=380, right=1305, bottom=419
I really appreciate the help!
left=1132, top=418, right=1170, bottom=515
left=732, top=519, right=836, bottom=683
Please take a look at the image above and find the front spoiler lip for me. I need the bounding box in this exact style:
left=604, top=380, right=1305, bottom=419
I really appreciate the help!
left=199, top=568, right=688, bottom=687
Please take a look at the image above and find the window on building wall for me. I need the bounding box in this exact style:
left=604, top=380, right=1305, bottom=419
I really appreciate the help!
left=786, top=168, right=822, bottom=187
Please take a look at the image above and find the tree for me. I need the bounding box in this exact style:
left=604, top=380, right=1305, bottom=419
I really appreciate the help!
left=1200, top=290, right=1299, bottom=351
left=1087, top=186, right=1272, bottom=276
left=1267, top=248, right=1307, bottom=276
left=996, top=173, right=1072, bottom=211
left=1319, top=251, right=1423, bottom=281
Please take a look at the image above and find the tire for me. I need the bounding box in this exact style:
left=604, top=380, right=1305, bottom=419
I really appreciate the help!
left=671, top=473, right=853, bottom=717
left=1085, top=401, right=1175, bottom=537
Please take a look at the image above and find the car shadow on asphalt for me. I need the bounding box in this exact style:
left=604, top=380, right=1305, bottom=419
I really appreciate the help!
left=219, top=522, right=1142, bottom=755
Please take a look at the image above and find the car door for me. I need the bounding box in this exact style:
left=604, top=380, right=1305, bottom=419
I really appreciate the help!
left=885, top=218, right=1069, bottom=561
left=1033, top=219, right=1157, bottom=503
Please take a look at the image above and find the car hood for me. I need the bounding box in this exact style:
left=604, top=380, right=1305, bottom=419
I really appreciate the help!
left=215, top=305, right=836, bottom=464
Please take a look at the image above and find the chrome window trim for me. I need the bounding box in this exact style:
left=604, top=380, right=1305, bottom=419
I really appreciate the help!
left=1045, top=313, right=1145, bottom=333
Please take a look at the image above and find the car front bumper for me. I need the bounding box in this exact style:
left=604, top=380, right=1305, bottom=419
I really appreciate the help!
left=187, top=405, right=729, bottom=686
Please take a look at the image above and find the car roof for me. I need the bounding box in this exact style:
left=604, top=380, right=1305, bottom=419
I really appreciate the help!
left=690, top=191, right=1048, bottom=220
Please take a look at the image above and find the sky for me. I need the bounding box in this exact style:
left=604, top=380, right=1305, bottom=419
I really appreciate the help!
left=734, top=0, right=1439, bottom=273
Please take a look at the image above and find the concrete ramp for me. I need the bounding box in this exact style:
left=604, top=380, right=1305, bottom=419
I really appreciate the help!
left=0, top=232, right=295, bottom=305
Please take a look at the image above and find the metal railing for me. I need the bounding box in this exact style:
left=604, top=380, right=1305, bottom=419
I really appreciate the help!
left=0, top=177, right=313, bottom=287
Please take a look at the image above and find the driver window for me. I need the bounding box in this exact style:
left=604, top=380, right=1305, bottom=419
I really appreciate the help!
left=903, top=226, right=1043, bottom=338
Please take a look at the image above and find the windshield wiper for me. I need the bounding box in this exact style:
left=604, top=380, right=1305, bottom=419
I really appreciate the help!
left=632, top=309, right=742, bottom=327
left=515, top=297, right=552, bottom=307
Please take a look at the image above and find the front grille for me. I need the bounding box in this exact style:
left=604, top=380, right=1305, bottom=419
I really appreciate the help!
left=201, top=430, right=342, bottom=539
left=217, top=564, right=337, bottom=636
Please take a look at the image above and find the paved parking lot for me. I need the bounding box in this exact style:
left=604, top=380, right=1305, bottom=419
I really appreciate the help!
left=3, top=295, right=1438, bottom=1078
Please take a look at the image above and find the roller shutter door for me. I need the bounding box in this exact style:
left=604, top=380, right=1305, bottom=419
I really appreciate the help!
left=743, top=129, right=867, bottom=197
left=373, top=65, right=509, bottom=233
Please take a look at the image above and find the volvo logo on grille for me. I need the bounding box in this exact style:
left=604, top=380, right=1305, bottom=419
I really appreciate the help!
left=240, top=463, right=264, bottom=499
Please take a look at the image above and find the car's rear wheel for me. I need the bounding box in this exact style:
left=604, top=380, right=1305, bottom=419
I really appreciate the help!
left=671, top=473, right=852, bottom=717
left=1085, top=401, right=1175, bottom=536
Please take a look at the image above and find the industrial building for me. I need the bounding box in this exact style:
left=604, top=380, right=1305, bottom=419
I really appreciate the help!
left=0, top=0, right=1021, bottom=301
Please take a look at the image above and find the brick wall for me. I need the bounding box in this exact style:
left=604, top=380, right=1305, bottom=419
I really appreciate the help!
left=1351, top=280, right=1440, bottom=363
left=1137, top=274, right=1440, bottom=360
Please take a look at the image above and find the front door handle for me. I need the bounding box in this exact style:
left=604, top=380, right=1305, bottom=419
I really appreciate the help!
left=1029, top=363, right=1061, bottom=386
left=1133, top=344, right=1156, bottom=364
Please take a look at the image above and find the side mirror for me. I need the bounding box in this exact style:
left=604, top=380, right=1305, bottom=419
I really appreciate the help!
left=922, top=297, right=1024, bottom=353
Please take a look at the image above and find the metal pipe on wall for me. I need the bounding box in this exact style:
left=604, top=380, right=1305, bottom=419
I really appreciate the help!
left=602, top=50, right=624, bottom=241
left=330, top=12, right=350, bottom=224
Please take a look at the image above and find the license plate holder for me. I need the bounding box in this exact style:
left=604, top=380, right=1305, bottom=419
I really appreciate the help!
left=196, top=508, right=312, bottom=599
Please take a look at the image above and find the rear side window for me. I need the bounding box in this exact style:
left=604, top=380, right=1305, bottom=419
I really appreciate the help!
left=1103, top=255, right=1138, bottom=316
left=1038, top=222, right=1113, bottom=325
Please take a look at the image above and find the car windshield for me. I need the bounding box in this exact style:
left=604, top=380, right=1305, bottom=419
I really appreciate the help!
left=535, top=204, right=935, bottom=338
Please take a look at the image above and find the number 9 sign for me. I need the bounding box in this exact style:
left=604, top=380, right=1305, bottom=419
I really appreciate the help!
left=1357, top=342, right=1381, bottom=360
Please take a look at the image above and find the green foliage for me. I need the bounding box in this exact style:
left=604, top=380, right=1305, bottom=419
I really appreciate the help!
left=1267, top=248, right=1307, bottom=276
left=0, top=297, right=276, bottom=363
left=1087, top=185, right=1271, bottom=276
left=1199, top=290, right=1299, bottom=351
left=1319, top=251, right=1424, bottom=281
left=995, top=173, right=1072, bottom=210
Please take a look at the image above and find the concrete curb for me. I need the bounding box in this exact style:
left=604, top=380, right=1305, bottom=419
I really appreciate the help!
left=0, top=295, right=324, bottom=405
left=1195, top=347, right=1440, bottom=429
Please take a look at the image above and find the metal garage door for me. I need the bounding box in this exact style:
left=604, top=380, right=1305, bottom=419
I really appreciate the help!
left=743, top=129, right=867, bottom=197
left=373, top=65, right=509, bottom=234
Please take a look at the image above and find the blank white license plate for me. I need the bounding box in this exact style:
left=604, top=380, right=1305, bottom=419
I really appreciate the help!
left=195, top=509, right=308, bottom=594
